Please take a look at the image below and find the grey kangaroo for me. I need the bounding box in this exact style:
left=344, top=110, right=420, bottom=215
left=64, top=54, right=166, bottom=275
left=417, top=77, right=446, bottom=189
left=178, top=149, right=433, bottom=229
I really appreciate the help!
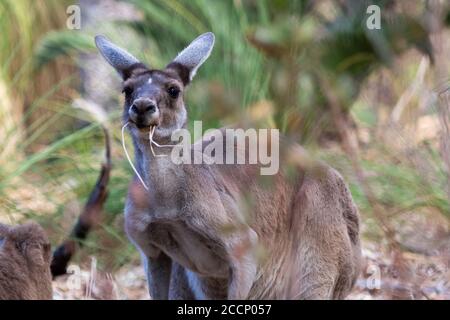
left=95, top=32, right=361, bottom=299
left=0, top=222, right=53, bottom=300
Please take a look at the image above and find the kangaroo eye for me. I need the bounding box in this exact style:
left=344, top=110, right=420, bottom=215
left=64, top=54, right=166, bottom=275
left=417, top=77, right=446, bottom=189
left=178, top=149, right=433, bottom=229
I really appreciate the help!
left=122, top=86, right=133, bottom=96
left=167, top=86, right=180, bottom=99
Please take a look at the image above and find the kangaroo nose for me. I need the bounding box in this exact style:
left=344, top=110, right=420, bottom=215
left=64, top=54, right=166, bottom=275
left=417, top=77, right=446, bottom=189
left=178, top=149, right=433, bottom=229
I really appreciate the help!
left=130, top=98, right=156, bottom=115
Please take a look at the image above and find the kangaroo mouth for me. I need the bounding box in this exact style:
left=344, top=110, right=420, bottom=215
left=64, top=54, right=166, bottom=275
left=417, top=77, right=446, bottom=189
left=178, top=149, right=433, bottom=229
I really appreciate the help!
left=136, top=123, right=152, bottom=130
left=131, top=120, right=159, bottom=131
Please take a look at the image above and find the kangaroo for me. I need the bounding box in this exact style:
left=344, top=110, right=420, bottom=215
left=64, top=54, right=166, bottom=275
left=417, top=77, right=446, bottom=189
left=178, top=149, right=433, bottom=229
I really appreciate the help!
left=95, top=32, right=361, bottom=299
left=0, top=222, right=53, bottom=300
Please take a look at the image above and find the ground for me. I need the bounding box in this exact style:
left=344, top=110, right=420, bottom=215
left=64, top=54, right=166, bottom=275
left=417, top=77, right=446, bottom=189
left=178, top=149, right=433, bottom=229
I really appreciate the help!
left=52, top=238, right=450, bottom=300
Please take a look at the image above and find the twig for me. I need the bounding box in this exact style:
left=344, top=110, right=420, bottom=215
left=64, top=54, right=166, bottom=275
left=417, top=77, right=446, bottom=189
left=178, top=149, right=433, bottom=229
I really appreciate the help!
left=320, top=76, right=401, bottom=252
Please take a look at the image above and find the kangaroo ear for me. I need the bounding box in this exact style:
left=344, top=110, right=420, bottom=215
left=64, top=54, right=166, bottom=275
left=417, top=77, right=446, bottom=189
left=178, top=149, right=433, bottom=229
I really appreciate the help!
left=95, top=35, right=145, bottom=80
left=167, top=32, right=215, bottom=85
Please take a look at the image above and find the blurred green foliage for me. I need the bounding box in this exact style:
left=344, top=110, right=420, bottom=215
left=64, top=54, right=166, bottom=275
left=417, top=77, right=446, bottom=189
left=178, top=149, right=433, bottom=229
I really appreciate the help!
left=35, top=0, right=436, bottom=141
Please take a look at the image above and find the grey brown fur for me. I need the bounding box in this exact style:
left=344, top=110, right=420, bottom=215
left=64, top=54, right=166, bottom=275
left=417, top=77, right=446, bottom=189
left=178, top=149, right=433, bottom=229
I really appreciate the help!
left=0, top=222, right=53, bottom=300
left=96, top=33, right=361, bottom=299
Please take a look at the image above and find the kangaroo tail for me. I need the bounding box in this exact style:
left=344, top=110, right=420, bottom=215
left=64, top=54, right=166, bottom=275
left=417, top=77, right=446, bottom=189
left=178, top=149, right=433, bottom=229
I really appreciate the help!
left=50, top=126, right=111, bottom=277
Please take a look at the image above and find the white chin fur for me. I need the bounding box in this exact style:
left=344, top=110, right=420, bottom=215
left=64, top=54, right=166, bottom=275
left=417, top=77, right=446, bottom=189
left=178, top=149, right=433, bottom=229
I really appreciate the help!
left=130, top=125, right=151, bottom=140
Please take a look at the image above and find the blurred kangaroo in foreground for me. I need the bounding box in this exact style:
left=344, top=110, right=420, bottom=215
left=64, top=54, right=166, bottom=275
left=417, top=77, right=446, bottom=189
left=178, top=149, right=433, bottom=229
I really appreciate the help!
left=0, top=222, right=53, bottom=300
left=96, top=32, right=361, bottom=299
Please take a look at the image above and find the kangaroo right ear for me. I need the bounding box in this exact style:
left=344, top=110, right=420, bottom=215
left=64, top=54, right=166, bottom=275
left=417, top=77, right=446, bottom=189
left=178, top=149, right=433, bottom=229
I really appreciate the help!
left=166, top=32, right=215, bottom=85
left=95, top=35, right=145, bottom=80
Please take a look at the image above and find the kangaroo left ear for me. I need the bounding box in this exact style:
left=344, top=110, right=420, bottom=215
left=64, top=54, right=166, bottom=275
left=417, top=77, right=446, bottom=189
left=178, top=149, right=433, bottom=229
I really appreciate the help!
left=166, top=32, right=215, bottom=85
left=95, top=35, right=145, bottom=80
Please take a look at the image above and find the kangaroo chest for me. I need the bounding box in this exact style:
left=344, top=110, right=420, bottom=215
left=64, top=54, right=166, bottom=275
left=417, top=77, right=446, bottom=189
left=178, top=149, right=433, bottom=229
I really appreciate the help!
left=128, top=207, right=229, bottom=278
left=128, top=158, right=232, bottom=278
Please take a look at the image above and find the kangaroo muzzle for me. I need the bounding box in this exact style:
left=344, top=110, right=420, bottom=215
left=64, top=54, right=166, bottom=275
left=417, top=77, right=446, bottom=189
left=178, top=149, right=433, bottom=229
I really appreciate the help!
left=129, top=98, right=160, bottom=128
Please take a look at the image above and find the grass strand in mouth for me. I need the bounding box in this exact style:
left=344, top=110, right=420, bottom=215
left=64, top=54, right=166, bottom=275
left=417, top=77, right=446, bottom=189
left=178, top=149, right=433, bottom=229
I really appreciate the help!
left=121, top=123, right=177, bottom=191
left=149, top=125, right=175, bottom=157
left=121, top=122, right=149, bottom=191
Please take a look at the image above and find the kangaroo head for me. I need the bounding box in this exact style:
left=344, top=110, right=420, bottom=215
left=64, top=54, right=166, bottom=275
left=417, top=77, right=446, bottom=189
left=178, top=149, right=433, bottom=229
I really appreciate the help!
left=95, top=33, right=215, bottom=143
left=0, top=222, right=52, bottom=269
left=0, top=222, right=53, bottom=300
